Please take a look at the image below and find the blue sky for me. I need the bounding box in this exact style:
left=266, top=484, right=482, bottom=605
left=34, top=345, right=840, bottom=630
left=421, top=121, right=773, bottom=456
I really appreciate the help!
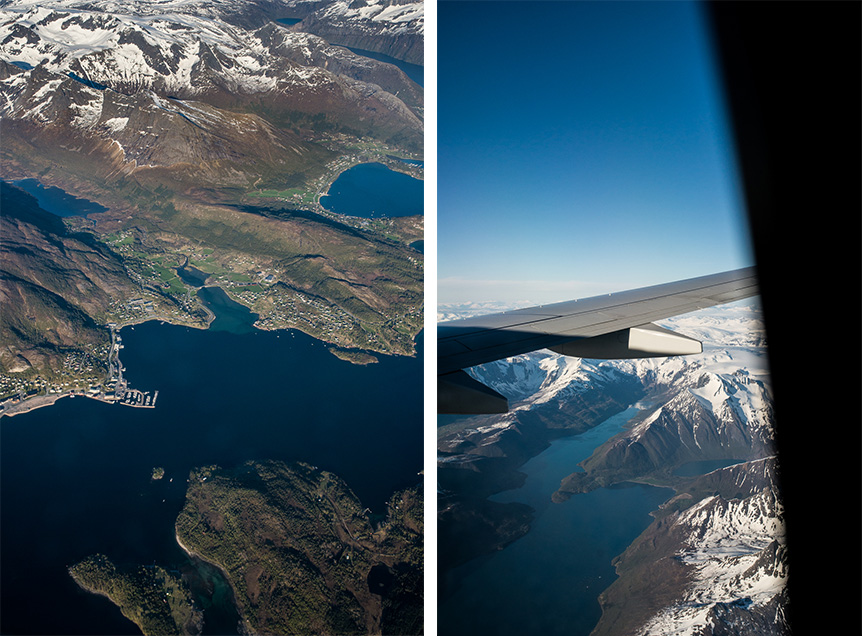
left=437, top=0, right=754, bottom=306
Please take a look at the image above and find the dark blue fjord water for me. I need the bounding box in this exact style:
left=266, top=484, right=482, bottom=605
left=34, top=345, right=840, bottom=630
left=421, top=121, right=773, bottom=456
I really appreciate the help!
left=10, top=179, right=108, bottom=216
left=320, top=162, right=423, bottom=218
left=438, top=407, right=673, bottom=636
left=345, top=47, right=424, bottom=86
left=0, top=293, right=423, bottom=635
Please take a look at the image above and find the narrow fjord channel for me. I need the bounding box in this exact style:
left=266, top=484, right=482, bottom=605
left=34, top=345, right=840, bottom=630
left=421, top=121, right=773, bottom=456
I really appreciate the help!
left=439, top=406, right=673, bottom=636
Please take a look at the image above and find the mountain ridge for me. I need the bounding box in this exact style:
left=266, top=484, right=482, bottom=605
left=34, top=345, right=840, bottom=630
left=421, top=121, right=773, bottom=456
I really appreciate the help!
left=278, top=0, right=423, bottom=65
left=1, top=0, right=424, bottom=409
left=595, top=457, right=788, bottom=636
left=437, top=302, right=788, bottom=633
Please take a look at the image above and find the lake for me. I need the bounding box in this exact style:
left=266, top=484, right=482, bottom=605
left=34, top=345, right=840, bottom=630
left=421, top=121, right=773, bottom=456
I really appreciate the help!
left=176, top=263, right=210, bottom=288
left=0, top=294, right=423, bottom=634
left=8, top=179, right=108, bottom=216
left=320, top=162, right=423, bottom=218
left=438, top=407, right=673, bottom=636
left=345, top=47, right=424, bottom=86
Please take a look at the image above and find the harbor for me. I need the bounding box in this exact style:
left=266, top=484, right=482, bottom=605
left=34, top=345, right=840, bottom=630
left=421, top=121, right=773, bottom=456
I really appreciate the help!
left=0, top=325, right=158, bottom=418
left=107, top=324, right=159, bottom=409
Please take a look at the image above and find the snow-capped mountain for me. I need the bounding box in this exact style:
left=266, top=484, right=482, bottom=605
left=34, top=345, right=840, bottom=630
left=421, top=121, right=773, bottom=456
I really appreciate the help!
left=279, top=0, right=423, bottom=64
left=1, top=60, right=318, bottom=181
left=449, top=302, right=767, bottom=433
left=549, top=304, right=775, bottom=497
left=556, top=362, right=775, bottom=497
left=598, top=458, right=788, bottom=636
left=438, top=301, right=787, bottom=634
left=439, top=302, right=773, bottom=466
left=0, top=2, right=422, bottom=112
left=0, top=3, right=421, bottom=102
left=0, top=0, right=422, bottom=189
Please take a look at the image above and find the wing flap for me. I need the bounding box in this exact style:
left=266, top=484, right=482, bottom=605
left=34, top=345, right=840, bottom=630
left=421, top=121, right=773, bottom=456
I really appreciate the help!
left=549, top=323, right=702, bottom=359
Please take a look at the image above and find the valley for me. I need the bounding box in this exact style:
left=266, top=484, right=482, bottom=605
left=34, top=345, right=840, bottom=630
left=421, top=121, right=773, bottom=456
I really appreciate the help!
left=1, top=1, right=425, bottom=633
left=437, top=302, right=788, bottom=635
left=0, top=0, right=424, bottom=411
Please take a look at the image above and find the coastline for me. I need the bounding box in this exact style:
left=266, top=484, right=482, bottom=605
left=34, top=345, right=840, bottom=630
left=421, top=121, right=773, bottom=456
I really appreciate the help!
left=0, top=391, right=117, bottom=419
left=1, top=384, right=161, bottom=419
left=174, top=530, right=249, bottom=635
left=174, top=531, right=233, bottom=592
left=1, top=311, right=418, bottom=419
left=0, top=312, right=205, bottom=420
left=67, top=569, right=139, bottom=630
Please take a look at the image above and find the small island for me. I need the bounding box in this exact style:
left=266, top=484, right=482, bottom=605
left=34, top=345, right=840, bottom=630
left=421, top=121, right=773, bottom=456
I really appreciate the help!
left=328, top=346, right=379, bottom=365
left=69, top=554, right=203, bottom=636
left=152, top=466, right=165, bottom=480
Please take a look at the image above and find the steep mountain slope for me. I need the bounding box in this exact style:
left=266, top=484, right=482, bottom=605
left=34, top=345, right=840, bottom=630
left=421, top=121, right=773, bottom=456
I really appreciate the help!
left=438, top=303, right=773, bottom=500
left=554, top=306, right=774, bottom=500
left=437, top=302, right=787, bottom=633
left=0, top=0, right=424, bottom=397
left=0, top=182, right=138, bottom=376
left=0, top=1, right=423, bottom=193
left=1, top=59, right=330, bottom=189
left=0, top=2, right=422, bottom=114
left=280, top=0, right=423, bottom=65
left=594, top=458, right=788, bottom=636
left=555, top=366, right=775, bottom=499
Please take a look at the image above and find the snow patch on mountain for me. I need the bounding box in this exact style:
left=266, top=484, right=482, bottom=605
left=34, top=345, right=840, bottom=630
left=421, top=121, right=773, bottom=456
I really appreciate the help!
left=0, top=5, right=284, bottom=95
left=0, top=0, right=423, bottom=179
left=637, top=459, right=787, bottom=635
left=687, top=369, right=771, bottom=428
left=0, top=1, right=422, bottom=104
left=320, top=0, right=423, bottom=31
left=440, top=299, right=787, bottom=634
left=19, top=75, right=61, bottom=118
left=26, top=76, right=55, bottom=98
left=69, top=85, right=103, bottom=127
left=282, top=0, right=423, bottom=64
left=102, top=115, right=128, bottom=132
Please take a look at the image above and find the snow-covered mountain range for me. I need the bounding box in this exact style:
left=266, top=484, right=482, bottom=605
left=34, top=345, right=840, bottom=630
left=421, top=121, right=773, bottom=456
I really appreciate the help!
left=597, top=457, right=788, bottom=636
left=0, top=1, right=421, bottom=101
left=280, top=0, right=423, bottom=64
left=0, top=0, right=422, bottom=189
left=438, top=302, right=773, bottom=465
left=475, top=301, right=769, bottom=418
left=438, top=301, right=788, bottom=635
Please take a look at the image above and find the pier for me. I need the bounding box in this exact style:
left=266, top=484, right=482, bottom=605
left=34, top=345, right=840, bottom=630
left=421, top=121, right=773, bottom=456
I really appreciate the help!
left=0, top=326, right=159, bottom=418
left=108, top=325, right=158, bottom=409
left=117, top=387, right=159, bottom=408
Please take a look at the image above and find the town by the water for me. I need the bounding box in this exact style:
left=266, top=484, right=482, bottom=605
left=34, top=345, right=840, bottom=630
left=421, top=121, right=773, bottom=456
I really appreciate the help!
left=0, top=325, right=157, bottom=418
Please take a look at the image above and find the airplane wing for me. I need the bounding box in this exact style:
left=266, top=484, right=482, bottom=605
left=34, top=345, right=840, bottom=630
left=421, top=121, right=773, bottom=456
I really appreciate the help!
left=438, top=267, right=759, bottom=414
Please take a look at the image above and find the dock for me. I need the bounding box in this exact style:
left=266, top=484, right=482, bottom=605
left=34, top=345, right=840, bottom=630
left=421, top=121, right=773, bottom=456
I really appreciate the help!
left=109, top=325, right=159, bottom=409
